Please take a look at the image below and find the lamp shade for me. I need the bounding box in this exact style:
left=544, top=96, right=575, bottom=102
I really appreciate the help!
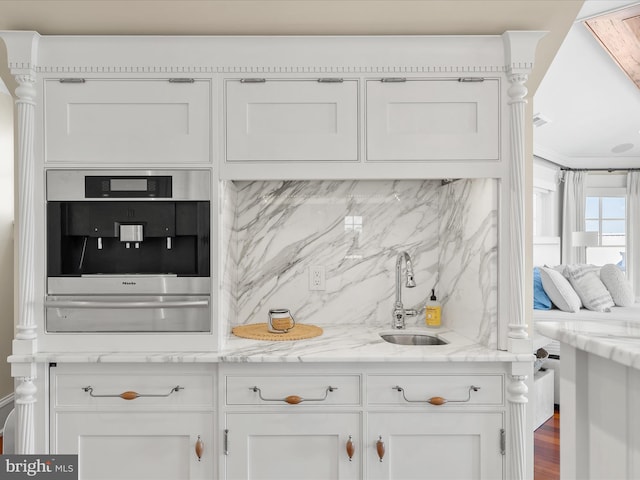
left=572, top=231, right=598, bottom=247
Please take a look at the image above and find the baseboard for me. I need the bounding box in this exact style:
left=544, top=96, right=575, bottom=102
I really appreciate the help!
left=0, top=393, right=15, bottom=435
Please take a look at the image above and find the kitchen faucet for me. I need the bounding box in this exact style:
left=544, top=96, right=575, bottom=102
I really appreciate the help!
left=392, top=251, right=418, bottom=329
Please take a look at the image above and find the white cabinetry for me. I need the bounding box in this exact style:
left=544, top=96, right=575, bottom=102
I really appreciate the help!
left=50, top=364, right=215, bottom=480
left=532, top=368, right=554, bottom=430
left=222, top=367, right=362, bottom=479
left=367, top=412, right=504, bottom=480
left=44, top=79, right=211, bottom=164
left=225, top=413, right=361, bottom=480
left=221, top=364, right=507, bottom=480
left=225, top=79, right=359, bottom=162
left=365, top=370, right=505, bottom=480
left=366, top=78, right=500, bottom=161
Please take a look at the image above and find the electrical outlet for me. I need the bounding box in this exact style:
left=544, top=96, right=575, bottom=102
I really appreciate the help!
left=309, top=265, right=326, bottom=291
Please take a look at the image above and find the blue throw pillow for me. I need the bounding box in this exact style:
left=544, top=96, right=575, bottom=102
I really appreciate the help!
left=533, top=267, right=552, bottom=310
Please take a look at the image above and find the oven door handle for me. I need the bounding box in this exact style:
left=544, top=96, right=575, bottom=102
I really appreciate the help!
left=44, top=299, right=209, bottom=309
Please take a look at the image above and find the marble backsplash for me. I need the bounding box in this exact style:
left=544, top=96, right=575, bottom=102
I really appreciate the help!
left=221, top=179, right=497, bottom=346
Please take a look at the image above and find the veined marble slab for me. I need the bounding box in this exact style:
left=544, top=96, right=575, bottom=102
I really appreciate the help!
left=9, top=326, right=530, bottom=364
left=222, top=179, right=498, bottom=346
left=537, top=320, right=640, bottom=370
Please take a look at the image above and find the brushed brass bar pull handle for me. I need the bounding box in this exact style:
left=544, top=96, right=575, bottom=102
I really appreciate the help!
left=346, top=435, right=355, bottom=461
left=249, top=386, right=338, bottom=404
left=376, top=436, right=385, bottom=462
left=392, top=385, right=480, bottom=405
left=195, top=435, right=204, bottom=461
left=82, top=385, right=184, bottom=400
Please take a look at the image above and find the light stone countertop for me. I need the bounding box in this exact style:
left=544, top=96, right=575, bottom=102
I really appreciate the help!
left=536, top=320, right=640, bottom=371
left=9, top=326, right=532, bottom=364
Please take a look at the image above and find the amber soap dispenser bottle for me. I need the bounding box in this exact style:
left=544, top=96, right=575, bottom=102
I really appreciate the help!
left=425, top=289, right=442, bottom=328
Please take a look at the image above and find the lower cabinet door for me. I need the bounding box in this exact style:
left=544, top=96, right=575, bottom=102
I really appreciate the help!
left=225, top=412, right=361, bottom=480
left=53, top=412, right=214, bottom=480
left=367, top=412, right=504, bottom=480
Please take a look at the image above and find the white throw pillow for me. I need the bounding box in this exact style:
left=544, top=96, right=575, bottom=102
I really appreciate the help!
left=538, top=267, right=581, bottom=313
left=564, top=264, right=614, bottom=312
left=600, top=264, right=635, bottom=307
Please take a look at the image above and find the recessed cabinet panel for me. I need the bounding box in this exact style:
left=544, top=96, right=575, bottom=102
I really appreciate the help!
left=44, top=79, right=211, bottom=164
left=366, top=79, right=499, bottom=161
left=226, top=79, right=359, bottom=162
left=367, top=412, right=503, bottom=480
left=225, top=412, right=360, bottom=479
left=53, top=412, right=214, bottom=480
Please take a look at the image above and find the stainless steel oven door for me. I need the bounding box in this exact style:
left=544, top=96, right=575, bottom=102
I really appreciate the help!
left=45, top=295, right=211, bottom=332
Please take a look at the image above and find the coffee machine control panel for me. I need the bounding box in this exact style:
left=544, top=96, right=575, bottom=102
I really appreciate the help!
left=85, top=175, right=172, bottom=198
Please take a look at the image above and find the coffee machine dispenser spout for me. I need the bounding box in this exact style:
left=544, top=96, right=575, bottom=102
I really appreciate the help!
left=120, top=224, right=144, bottom=250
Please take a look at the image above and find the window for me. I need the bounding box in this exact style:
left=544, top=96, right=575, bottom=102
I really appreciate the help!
left=585, top=195, right=626, bottom=268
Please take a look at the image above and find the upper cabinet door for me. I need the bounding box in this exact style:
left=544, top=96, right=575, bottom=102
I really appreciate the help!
left=44, top=79, right=211, bottom=164
left=225, top=79, right=359, bottom=162
left=366, top=79, right=500, bottom=162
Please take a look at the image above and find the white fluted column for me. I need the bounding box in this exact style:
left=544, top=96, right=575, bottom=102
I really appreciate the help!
left=508, top=374, right=529, bottom=480
left=13, top=73, right=37, bottom=345
left=2, top=30, right=41, bottom=455
left=502, top=31, right=546, bottom=480
left=15, top=376, right=37, bottom=454
left=506, top=71, right=529, bottom=350
left=11, top=74, right=38, bottom=454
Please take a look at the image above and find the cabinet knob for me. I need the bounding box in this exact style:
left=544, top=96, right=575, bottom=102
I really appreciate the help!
left=284, top=395, right=303, bottom=405
left=346, top=435, right=355, bottom=461
left=195, top=435, right=204, bottom=461
left=376, top=436, right=385, bottom=462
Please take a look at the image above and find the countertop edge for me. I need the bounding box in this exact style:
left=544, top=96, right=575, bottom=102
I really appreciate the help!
left=536, top=322, right=640, bottom=371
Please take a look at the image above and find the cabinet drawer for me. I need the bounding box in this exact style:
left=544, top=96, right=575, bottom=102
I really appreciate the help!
left=44, top=79, right=211, bottom=164
left=52, top=365, right=214, bottom=409
left=367, top=374, right=503, bottom=406
left=226, top=374, right=361, bottom=406
left=225, top=79, right=359, bottom=162
left=366, top=78, right=499, bottom=161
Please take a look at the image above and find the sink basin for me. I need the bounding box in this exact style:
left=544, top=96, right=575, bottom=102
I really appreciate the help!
left=380, top=333, right=448, bottom=346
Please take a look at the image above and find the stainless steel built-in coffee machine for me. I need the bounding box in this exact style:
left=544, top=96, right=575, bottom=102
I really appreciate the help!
left=45, top=170, right=211, bottom=332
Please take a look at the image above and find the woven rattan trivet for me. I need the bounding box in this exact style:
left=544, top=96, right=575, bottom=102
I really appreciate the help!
left=232, top=323, right=323, bottom=341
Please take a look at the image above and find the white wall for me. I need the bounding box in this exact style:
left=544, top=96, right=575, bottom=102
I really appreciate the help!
left=533, top=156, right=562, bottom=238
left=0, top=87, right=14, bottom=402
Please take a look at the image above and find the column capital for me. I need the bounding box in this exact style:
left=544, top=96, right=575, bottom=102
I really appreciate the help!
left=0, top=31, right=40, bottom=77
left=502, top=31, right=547, bottom=76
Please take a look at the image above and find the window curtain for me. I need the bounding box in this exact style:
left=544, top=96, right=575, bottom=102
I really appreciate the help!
left=627, top=172, right=640, bottom=298
left=561, top=170, right=586, bottom=264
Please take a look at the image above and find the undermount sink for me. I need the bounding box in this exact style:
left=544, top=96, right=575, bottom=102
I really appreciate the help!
left=380, top=333, right=448, bottom=346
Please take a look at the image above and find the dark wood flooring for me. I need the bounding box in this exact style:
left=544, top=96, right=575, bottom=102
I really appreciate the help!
left=534, top=406, right=560, bottom=480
